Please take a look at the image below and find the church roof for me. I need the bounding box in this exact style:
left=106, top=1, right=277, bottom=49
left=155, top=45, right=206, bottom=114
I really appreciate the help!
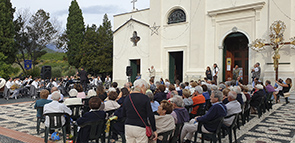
left=114, top=8, right=150, bottom=17
left=113, top=18, right=149, bottom=34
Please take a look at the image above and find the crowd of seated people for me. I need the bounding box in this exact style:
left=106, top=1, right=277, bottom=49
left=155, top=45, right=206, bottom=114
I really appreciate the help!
left=1, top=74, right=119, bottom=100
left=27, top=73, right=292, bottom=143
left=181, top=90, right=227, bottom=143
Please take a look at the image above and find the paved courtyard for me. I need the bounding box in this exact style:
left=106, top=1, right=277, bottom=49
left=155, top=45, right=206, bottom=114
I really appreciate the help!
left=0, top=97, right=294, bottom=143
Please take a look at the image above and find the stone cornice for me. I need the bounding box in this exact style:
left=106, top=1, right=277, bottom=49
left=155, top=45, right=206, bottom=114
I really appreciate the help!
left=208, top=1, right=265, bottom=17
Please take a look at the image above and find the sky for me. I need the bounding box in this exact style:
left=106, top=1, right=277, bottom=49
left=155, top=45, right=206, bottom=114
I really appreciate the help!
left=11, top=0, right=150, bottom=31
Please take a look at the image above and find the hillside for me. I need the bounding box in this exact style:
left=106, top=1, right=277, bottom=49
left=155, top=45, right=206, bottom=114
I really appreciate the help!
left=42, top=47, right=56, bottom=53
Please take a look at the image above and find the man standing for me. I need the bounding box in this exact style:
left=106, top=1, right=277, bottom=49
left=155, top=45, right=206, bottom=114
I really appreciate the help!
left=148, top=66, right=156, bottom=79
left=77, top=67, right=88, bottom=91
left=251, top=62, right=261, bottom=81
left=232, top=65, right=240, bottom=80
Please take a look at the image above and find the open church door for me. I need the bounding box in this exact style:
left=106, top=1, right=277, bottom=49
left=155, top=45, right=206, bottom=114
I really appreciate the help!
left=169, top=52, right=183, bottom=84
left=169, top=53, right=175, bottom=84
left=130, top=59, right=140, bottom=83
left=223, top=32, right=249, bottom=84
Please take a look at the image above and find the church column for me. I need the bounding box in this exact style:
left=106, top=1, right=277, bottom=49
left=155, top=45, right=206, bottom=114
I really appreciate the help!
left=218, top=46, right=224, bottom=82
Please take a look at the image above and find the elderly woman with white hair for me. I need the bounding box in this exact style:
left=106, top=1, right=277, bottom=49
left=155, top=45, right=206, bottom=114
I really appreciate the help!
left=170, top=95, right=190, bottom=124
left=232, top=86, right=246, bottom=105
left=43, top=91, right=72, bottom=137
left=122, top=79, right=158, bottom=142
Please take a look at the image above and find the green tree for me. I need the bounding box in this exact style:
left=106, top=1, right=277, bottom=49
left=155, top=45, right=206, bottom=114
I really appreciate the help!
left=14, top=9, right=59, bottom=74
left=0, top=0, right=16, bottom=64
left=14, top=14, right=30, bottom=73
left=80, top=14, right=113, bottom=75
left=80, top=24, right=100, bottom=73
left=96, top=14, right=113, bottom=74
left=27, top=9, right=57, bottom=65
left=0, top=52, right=18, bottom=79
left=66, top=0, right=85, bottom=68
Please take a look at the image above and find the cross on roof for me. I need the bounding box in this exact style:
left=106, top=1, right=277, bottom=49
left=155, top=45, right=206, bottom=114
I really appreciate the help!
left=131, top=0, right=137, bottom=10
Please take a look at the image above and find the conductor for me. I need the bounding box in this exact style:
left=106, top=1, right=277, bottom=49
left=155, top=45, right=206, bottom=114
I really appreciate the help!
left=77, top=67, right=88, bottom=91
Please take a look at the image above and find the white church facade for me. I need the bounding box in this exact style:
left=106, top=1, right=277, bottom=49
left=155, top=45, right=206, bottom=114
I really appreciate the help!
left=113, top=0, right=295, bottom=86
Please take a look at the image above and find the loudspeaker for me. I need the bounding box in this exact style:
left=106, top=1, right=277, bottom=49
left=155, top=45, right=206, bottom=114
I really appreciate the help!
left=126, top=66, right=132, bottom=76
left=41, top=66, right=51, bottom=79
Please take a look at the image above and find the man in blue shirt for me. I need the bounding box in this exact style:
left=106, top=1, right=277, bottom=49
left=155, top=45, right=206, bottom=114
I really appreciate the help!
left=180, top=90, right=227, bottom=143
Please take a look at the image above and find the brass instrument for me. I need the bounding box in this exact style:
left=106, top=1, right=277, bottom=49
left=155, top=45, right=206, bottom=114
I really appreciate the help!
left=10, top=84, right=20, bottom=90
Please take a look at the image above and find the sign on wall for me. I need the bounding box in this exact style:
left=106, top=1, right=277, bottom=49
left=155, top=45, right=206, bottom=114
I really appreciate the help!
left=226, top=58, right=231, bottom=71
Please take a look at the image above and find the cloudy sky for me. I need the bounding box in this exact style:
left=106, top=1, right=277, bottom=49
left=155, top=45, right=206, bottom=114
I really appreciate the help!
left=11, top=0, right=150, bottom=31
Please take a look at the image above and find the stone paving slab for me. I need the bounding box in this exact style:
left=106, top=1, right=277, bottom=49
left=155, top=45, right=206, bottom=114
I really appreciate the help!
left=0, top=100, right=294, bottom=143
left=237, top=103, right=294, bottom=143
left=0, top=134, right=23, bottom=143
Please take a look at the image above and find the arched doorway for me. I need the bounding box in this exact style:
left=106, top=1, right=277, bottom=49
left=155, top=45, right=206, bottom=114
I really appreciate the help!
left=169, top=51, right=183, bottom=84
left=223, top=32, right=249, bottom=84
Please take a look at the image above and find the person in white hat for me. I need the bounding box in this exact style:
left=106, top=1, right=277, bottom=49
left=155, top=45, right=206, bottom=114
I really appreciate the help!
left=64, top=89, right=82, bottom=106
left=86, top=89, right=97, bottom=98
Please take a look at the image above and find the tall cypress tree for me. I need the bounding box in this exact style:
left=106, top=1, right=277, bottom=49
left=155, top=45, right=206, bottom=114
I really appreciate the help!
left=97, top=14, right=113, bottom=74
left=0, top=0, right=16, bottom=64
left=66, top=0, right=85, bottom=68
left=80, top=24, right=100, bottom=73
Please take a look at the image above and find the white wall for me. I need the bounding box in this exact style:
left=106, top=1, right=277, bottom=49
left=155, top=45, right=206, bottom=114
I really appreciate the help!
left=113, top=0, right=295, bottom=86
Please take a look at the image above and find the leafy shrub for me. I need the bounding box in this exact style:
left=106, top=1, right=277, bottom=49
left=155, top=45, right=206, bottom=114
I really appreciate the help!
left=65, top=67, right=76, bottom=76
left=0, top=53, right=20, bottom=79
left=52, top=66, right=62, bottom=78
left=26, top=67, right=41, bottom=78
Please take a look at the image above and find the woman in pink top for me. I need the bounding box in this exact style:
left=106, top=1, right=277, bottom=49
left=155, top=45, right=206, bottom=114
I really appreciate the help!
left=74, top=84, right=86, bottom=98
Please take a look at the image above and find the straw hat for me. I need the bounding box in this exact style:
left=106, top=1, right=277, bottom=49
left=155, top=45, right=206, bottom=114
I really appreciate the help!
left=87, top=89, right=97, bottom=98
left=64, top=98, right=82, bottom=106
left=69, top=89, right=78, bottom=97
left=0, top=78, right=6, bottom=89
left=255, top=84, right=264, bottom=90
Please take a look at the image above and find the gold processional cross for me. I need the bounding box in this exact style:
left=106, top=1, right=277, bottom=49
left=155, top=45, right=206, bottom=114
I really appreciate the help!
left=250, top=20, right=295, bottom=80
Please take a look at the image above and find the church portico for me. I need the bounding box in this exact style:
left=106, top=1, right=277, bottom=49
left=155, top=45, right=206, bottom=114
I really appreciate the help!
left=113, top=0, right=295, bottom=87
